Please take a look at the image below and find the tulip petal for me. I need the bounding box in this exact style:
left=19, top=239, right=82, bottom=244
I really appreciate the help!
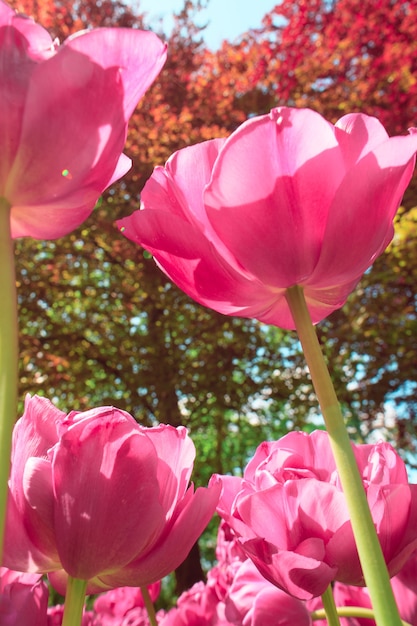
left=101, top=480, right=221, bottom=587
left=52, top=412, right=166, bottom=579
left=0, top=566, right=49, bottom=626
left=227, top=559, right=312, bottom=626
left=6, top=26, right=166, bottom=239
left=154, top=138, right=225, bottom=226
left=7, top=45, right=126, bottom=238
left=0, top=7, right=55, bottom=190
left=23, top=457, right=59, bottom=561
left=335, top=112, right=390, bottom=167
left=3, top=485, right=59, bottom=573
left=251, top=587, right=313, bottom=626
left=118, top=209, right=283, bottom=320
left=312, top=132, right=417, bottom=286
left=302, top=278, right=361, bottom=326
left=137, top=137, right=240, bottom=268
left=236, top=485, right=294, bottom=549
left=205, top=107, right=345, bottom=285
left=389, top=484, right=417, bottom=574
left=243, top=537, right=335, bottom=600
left=64, top=28, right=167, bottom=121
left=9, top=395, right=64, bottom=508
left=142, top=424, right=195, bottom=516
left=369, top=483, right=417, bottom=570
left=48, top=568, right=114, bottom=596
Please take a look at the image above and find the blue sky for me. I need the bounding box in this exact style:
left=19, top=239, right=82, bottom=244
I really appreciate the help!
left=137, top=0, right=277, bottom=49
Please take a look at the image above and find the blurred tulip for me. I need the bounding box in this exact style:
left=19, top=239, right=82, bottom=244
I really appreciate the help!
left=0, top=566, right=48, bottom=626
left=47, top=604, right=95, bottom=625
left=118, top=107, right=417, bottom=329
left=390, top=551, right=417, bottom=626
left=4, top=395, right=220, bottom=592
left=214, top=430, right=417, bottom=600
left=93, top=582, right=160, bottom=626
left=319, top=553, right=417, bottom=626
left=159, top=522, right=246, bottom=626
left=160, top=533, right=312, bottom=626
left=0, top=0, right=166, bottom=239
left=159, top=580, right=229, bottom=626
left=310, top=569, right=417, bottom=626
left=226, top=559, right=312, bottom=626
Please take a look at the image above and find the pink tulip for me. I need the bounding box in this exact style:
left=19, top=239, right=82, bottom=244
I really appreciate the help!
left=322, top=554, right=417, bottom=626
left=0, top=566, right=48, bottom=626
left=321, top=584, right=373, bottom=626
left=159, top=579, right=233, bottom=626
left=0, top=0, right=166, bottom=239
left=215, top=520, right=247, bottom=568
left=93, top=603, right=150, bottom=626
left=118, top=107, right=417, bottom=329
left=159, top=581, right=224, bottom=626
left=310, top=574, right=417, bottom=626
left=210, top=521, right=248, bottom=601
left=390, top=551, right=417, bottom=626
left=4, top=395, right=220, bottom=592
left=306, top=560, right=417, bottom=626
left=160, top=522, right=248, bottom=626
left=226, top=559, right=312, bottom=626
left=93, top=582, right=161, bottom=624
left=160, top=535, right=313, bottom=626
left=47, top=604, right=95, bottom=625
left=213, top=430, right=417, bottom=600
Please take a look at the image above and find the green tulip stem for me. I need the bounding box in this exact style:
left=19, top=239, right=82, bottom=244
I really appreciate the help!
left=321, top=585, right=341, bottom=626
left=311, top=607, right=411, bottom=626
left=0, top=199, right=18, bottom=563
left=285, top=285, right=402, bottom=626
left=62, top=577, right=88, bottom=626
left=141, top=585, right=158, bottom=626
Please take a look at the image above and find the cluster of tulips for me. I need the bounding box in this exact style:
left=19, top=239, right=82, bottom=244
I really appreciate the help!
left=1, top=0, right=417, bottom=624
left=3, top=401, right=417, bottom=624
left=4, top=520, right=417, bottom=625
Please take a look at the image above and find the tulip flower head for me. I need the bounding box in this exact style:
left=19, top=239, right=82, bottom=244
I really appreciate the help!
left=390, top=551, right=417, bottom=626
left=118, top=107, right=417, bottom=329
left=213, top=430, right=417, bottom=600
left=309, top=573, right=417, bottom=626
left=47, top=604, right=95, bottom=625
left=93, top=583, right=161, bottom=625
left=4, top=395, right=220, bottom=592
left=0, top=0, right=167, bottom=239
left=226, top=559, right=312, bottom=626
left=0, top=567, right=49, bottom=625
